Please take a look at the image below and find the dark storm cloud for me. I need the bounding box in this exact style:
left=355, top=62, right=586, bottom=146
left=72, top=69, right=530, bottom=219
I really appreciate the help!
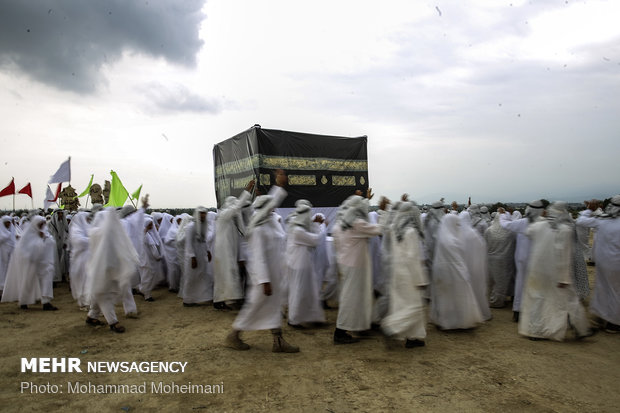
left=138, top=82, right=222, bottom=114
left=0, top=0, right=206, bottom=93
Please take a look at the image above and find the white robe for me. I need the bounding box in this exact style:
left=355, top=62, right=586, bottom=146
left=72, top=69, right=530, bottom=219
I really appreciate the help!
left=233, top=187, right=287, bottom=331
left=484, top=216, right=516, bottom=307
left=381, top=227, right=428, bottom=340
left=69, top=212, right=90, bottom=307
left=2, top=217, right=55, bottom=305
left=335, top=219, right=383, bottom=332
left=286, top=224, right=326, bottom=325
left=121, top=209, right=145, bottom=288
left=163, top=218, right=181, bottom=290
left=182, top=221, right=215, bottom=304
left=86, top=209, right=139, bottom=325
left=320, top=236, right=339, bottom=302
left=518, top=220, right=590, bottom=340
left=460, top=215, right=492, bottom=320
left=139, top=229, right=163, bottom=297
left=576, top=211, right=620, bottom=325
left=500, top=216, right=534, bottom=312
left=430, top=214, right=483, bottom=330
left=213, top=191, right=251, bottom=303
left=0, top=217, right=16, bottom=290
left=48, top=214, right=68, bottom=282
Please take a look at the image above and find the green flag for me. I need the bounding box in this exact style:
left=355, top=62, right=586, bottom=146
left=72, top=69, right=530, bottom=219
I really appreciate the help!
left=77, top=174, right=94, bottom=198
left=131, top=184, right=142, bottom=201
left=105, top=170, right=129, bottom=207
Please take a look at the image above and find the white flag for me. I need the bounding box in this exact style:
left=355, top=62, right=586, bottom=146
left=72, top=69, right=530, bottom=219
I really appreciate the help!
left=43, top=186, right=55, bottom=211
left=49, top=157, right=71, bottom=184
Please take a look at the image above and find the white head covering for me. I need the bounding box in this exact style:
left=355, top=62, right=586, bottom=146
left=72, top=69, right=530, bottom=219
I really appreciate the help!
left=192, top=207, right=208, bottom=243
left=86, top=208, right=139, bottom=299
left=158, top=213, right=173, bottom=238
left=0, top=215, right=16, bottom=249
left=608, top=195, right=620, bottom=218
left=289, top=199, right=313, bottom=231
left=427, top=200, right=446, bottom=224
left=546, top=201, right=572, bottom=229
left=392, top=201, right=423, bottom=242
left=341, top=195, right=368, bottom=230
left=247, top=195, right=275, bottom=234
left=175, top=213, right=193, bottom=244
left=525, top=199, right=545, bottom=222
left=69, top=212, right=91, bottom=250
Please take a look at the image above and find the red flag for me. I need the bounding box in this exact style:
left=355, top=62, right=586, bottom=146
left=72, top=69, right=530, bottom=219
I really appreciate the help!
left=18, top=183, right=33, bottom=198
left=0, top=178, right=15, bottom=197
left=48, top=183, right=62, bottom=202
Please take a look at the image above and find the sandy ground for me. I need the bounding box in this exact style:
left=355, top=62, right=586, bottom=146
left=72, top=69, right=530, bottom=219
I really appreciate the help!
left=1, top=266, right=619, bottom=413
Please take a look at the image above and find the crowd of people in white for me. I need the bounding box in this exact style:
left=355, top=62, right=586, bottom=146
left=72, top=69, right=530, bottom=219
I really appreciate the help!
left=1, top=170, right=618, bottom=352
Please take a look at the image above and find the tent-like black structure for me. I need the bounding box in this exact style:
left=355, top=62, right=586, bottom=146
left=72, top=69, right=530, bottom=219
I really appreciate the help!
left=213, top=125, right=368, bottom=208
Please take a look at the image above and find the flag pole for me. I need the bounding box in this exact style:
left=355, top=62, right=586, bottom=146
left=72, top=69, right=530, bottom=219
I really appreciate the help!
left=13, top=194, right=15, bottom=212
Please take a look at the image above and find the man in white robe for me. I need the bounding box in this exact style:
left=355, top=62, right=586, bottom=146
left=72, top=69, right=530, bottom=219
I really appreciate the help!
left=0, top=216, right=16, bottom=291
left=48, top=209, right=69, bottom=282
left=468, top=204, right=489, bottom=238
left=333, top=195, right=383, bottom=344
left=2, top=215, right=57, bottom=310
left=226, top=170, right=299, bottom=353
left=519, top=202, right=593, bottom=340
left=69, top=212, right=91, bottom=309
left=286, top=200, right=326, bottom=327
left=499, top=200, right=545, bottom=322
left=381, top=202, right=429, bottom=348
left=430, top=214, right=483, bottom=330
left=423, top=201, right=445, bottom=273
left=163, top=215, right=183, bottom=293
left=181, top=207, right=214, bottom=306
left=85, top=208, right=139, bottom=333
left=139, top=217, right=163, bottom=301
left=311, top=213, right=330, bottom=307
left=576, top=196, right=620, bottom=333
left=484, top=213, right=516, bottom=308
left=213, top=181, right=253, bottom=309
left=460, top=213, right=492, bottom=321
left=117, top=197, right=149, bottom=317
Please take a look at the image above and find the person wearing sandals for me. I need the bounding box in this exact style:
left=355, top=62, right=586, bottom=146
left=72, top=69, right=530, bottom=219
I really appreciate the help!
left=85, top=206, right=140, bottom=333
left=226, top=170, right=299, bottom=353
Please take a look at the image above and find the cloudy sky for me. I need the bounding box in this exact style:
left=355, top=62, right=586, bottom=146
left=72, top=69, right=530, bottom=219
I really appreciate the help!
left=1, top=0, right=619, bottom=210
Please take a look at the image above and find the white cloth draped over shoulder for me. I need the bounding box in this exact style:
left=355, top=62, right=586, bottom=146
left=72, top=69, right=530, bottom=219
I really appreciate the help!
left=139, top=217, right=163, bottom=298
left=213, top=191, right=251, bottom=303
left=334, top=196, right=383, bottom=332
left=518, top=218, right=590, bottom=340
left=163, top=215, right=182, bottom=290
left=85, top=209, right=139, bottom=303
left=430, top=214, right=484, bottom=330
left=69, top=212, right=91, bottom=307
left=381, top=203, right=429, bottom=341
left=2, top=216, right=55, bottom=305
left=0, top=216, right=16, bottom=290
left=484, top=214, right=516, bottom=307
left=576, top=209, right=620, bottom=325
left=233, top=186, right=288, bottom=331
left=286, top=215, right=326, bottom=325
left=181, top=207, right=215, bottom=304
left=459, top=213, right=492, bottom=320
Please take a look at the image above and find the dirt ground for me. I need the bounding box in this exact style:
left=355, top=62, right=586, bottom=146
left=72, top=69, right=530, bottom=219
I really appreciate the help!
left=1, top=266, right=619, bottom=413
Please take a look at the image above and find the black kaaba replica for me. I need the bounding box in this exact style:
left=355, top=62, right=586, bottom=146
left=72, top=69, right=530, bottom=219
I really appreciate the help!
left=213, top=125, right=368, bottom=208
